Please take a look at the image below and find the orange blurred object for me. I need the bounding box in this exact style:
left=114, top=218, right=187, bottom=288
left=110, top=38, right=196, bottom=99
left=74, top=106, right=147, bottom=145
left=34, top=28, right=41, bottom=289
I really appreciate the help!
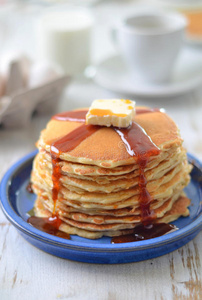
left=184, top=11, right=202, bottom=37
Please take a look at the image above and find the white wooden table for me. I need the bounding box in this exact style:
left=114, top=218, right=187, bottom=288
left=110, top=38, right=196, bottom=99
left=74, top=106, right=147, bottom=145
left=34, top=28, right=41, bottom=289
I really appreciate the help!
left=0, top=1, right=201, bottom=299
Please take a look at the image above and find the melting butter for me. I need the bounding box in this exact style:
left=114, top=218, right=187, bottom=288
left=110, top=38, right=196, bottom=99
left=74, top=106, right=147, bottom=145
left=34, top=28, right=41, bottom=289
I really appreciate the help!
left=86, top=99, right=136, bottom=128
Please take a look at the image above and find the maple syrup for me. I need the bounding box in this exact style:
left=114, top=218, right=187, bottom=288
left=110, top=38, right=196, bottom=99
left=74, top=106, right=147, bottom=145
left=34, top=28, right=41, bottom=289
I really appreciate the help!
left=26, top=182, right=34, bottom=193
left=27, top=216, right=70, bottom=239
left=111, top=223, right=177, bottom=244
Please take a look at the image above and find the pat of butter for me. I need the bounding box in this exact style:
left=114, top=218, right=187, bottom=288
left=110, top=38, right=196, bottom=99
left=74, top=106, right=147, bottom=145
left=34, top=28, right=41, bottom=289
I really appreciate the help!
left=86, top=99, right=136, bottom=128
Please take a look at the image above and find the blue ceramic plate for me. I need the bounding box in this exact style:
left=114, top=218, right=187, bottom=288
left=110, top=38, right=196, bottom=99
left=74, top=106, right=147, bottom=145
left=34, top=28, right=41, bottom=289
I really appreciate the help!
left=0, top=150, right=201, bottom=264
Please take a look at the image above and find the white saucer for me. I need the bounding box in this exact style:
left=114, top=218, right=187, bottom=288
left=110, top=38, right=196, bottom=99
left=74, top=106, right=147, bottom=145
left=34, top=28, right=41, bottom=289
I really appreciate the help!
left=94, top=47, right=202, bottom=98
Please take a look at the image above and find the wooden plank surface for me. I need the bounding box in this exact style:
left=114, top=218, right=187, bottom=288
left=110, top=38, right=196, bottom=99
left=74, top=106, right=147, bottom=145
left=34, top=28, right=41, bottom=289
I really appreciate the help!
left=0, top=219, right=201, bottom=300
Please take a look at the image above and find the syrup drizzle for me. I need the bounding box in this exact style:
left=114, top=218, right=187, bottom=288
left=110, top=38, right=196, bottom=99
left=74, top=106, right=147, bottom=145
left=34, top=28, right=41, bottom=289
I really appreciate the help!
left=28, top=107, right=176, bottom=241
left=51, top=124, right=99, bottom=154
left=135, top=107, right=161, bottom=114
left=50, top=124, right=99, bottom=213
left=50, top=153, right=61, bottom=215
left=52, top=107, right=161, bottom=123
left=115, top=123, right=160, bottom=225
left=52, top=110, right=87, bottom=122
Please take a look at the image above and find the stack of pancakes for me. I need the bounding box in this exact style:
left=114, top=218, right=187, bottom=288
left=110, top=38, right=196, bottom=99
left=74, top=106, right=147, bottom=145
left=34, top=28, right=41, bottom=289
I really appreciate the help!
left=31, top=108, right=192, bottom=239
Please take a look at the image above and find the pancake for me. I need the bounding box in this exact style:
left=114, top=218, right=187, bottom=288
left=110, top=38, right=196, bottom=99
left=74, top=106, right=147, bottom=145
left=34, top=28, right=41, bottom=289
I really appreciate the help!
left=34, top=195, right=190, bottom=239
left=30, top=106, right=192, bottom=239
left=38, top=109, right=182, bottom=167
left=33, top=152, right=189, bottom=194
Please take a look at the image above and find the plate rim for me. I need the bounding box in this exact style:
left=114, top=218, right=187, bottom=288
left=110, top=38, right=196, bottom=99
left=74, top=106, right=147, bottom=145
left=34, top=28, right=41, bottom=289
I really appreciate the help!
left=94, top=50, right=202, bottom=97
left=0, top=150, right=201, bottom=253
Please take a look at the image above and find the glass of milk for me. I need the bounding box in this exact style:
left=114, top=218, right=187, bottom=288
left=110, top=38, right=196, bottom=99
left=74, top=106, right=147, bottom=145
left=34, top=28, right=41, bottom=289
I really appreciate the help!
left=37, top=8, right=93, bottom=76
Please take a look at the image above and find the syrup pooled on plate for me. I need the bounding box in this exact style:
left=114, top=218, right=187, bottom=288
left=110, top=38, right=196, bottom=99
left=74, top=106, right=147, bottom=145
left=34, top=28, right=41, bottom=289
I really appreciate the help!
left=27, top=216, right=70, bottom=239
left=111, top=223, right=177, bottom=244
left=26, top=182, right=34, bottom=194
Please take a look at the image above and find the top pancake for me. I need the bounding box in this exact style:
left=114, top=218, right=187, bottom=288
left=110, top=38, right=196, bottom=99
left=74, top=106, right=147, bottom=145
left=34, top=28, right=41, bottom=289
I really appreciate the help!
left=38, top=109, right=183, bottom=168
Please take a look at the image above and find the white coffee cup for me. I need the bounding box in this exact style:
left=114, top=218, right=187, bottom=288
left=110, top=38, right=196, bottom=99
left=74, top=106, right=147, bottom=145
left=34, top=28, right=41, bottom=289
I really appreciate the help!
left=114, top=10, right=187, bottom=84
left=37, top=9, right=93, bottom=76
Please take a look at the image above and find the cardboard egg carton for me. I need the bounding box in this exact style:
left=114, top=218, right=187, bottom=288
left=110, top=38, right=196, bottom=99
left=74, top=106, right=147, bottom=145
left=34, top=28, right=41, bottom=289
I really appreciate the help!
left=0, top=58, right=70, bottom=128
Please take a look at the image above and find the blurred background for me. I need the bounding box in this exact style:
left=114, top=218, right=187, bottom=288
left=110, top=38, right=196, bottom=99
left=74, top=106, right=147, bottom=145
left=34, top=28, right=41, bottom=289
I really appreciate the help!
left=0, top=0, right=201, bottom=158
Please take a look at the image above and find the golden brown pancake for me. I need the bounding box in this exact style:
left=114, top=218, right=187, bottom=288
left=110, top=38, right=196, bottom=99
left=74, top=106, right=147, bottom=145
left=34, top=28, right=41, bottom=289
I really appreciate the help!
left=38, top=110, right=182, bottom=167
left=33, top=195, right=190, bottom=239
